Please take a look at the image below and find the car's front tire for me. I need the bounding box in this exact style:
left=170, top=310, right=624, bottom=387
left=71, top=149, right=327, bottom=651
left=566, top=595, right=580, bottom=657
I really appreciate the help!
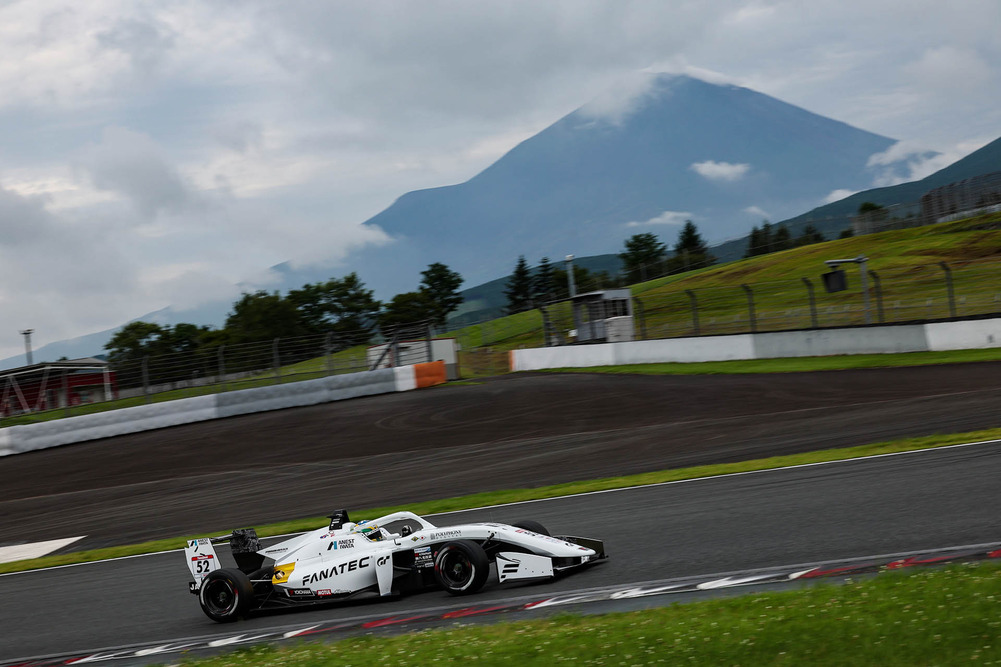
left=513, top=520, right=550, bottom=536
left=199, top=568, right=254, bottom=622
left=434, top=540, right=489, bottom=595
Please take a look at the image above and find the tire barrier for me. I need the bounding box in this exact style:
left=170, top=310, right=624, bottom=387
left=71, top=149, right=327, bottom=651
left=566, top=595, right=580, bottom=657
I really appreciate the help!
left=0, top=361, right=446, bottom=456
left=510, top=317, right=1001, bottom=371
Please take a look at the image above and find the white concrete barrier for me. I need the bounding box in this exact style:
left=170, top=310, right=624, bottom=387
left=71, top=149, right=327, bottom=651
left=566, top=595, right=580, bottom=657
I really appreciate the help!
left=753, top=325, right=929, bottom=358
left=215, top=377, right=330, bottom=419
left=925, top=319, right=1001, bottom=351
left=0, top=427, right=12, bottom=456
left=510, top=316, right=1001, bottom=372
left=510, top=343, right=617, bottom=371
left=0, top=365, right=444, bottom=456
left=329, top=367, right=398, bottom=399
left=10, top=395, right=219, bottom=453
left=615, top=335, right=756, bottom=364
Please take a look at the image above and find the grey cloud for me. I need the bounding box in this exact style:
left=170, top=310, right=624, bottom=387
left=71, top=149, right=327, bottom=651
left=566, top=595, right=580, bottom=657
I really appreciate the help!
left=78, top=126, right=200, bottom=218
left=0, top=187, right=57, bottom=247
left=96, top=16, right=176, bottom=76
left=213, top=121, right=264, bottom=154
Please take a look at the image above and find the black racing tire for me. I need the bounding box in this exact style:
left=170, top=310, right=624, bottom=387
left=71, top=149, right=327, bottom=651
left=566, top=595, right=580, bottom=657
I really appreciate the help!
left=513, top=520, right=550, bottom=536
left=434, top=540, right=490, bottom=595
left=199, top=568, right=254, bottom=623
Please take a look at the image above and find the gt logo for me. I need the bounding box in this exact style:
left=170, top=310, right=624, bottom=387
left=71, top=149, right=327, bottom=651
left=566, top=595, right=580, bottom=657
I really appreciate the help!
left=377, top=555, right=390, bottom=567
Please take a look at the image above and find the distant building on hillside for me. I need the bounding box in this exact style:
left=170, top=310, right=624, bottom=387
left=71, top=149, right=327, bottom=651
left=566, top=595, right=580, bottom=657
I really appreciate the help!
left=920, top=171, right=1001, bottom=225
left=854, top=171, right=1001, bottom=235
left=1, top=358, right=117, bottom=417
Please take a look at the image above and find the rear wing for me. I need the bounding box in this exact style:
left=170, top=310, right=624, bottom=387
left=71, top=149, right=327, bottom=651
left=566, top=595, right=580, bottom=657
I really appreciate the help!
left=184, top=536, right=226, bottom=593
left=184, top=529, right=264, bottom=593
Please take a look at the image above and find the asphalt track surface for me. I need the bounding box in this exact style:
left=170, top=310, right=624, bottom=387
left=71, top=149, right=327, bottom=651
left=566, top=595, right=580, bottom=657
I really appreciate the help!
left=4, top=441, right=1001, bottom=661
left=2, top=364, right=1001, bottom=549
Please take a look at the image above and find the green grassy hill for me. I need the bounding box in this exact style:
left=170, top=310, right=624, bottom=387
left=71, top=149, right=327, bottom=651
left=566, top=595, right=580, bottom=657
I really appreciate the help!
left=449, top=212, right=1001, bottom=360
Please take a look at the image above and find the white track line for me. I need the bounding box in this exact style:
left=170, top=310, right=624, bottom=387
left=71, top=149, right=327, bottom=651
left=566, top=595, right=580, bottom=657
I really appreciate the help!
left=0, top=536, right=86, bottom=564
left=2, top=437, right=999, bottom=578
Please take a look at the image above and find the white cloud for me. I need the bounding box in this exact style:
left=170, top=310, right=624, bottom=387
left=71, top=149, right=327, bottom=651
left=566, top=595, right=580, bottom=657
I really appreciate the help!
left=626, top=210, right=692, bottom=227
left=824, top=189, right=858, bottom=204
left=743, top=206, right=770, bottom=219
left=867, top=139, right=994, bottom=186
left=577, top=72, right=659, bottom=125
left=690, top=160, right=751, bottom=182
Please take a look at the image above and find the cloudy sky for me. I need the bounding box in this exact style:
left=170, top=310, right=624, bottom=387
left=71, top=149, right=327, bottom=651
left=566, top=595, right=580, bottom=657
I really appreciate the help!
left=2, top=0, right=1000, bottom=360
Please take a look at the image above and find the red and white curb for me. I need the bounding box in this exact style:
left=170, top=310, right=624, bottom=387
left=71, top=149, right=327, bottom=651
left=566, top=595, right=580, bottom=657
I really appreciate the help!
left=5, top=543, right=1000, bottom=667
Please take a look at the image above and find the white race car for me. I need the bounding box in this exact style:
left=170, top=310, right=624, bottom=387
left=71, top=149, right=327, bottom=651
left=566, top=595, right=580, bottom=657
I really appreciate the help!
left=185, top=509, right=606, bottom=622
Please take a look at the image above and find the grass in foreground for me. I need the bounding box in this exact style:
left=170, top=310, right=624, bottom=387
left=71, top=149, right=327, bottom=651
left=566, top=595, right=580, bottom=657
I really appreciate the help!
left=545, top=346, right=1001, bottom=375
left=189, top=561, right=1001, bottom=666
left=3, top=427, right=1000, bottom=575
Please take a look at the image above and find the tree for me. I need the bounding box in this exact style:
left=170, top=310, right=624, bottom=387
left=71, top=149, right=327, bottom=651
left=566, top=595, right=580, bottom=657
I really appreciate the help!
left=795, top=224, right=826, bottom=247
left=379, top=291, right=436, bottom=329
left=619, top=233, right=667, bottom=284
left=668, top=221, right=715, bottom=273
left=744, top=225, right=763, bottom=258
left=503, top=256, right=534, bottom=314
left=772, top=223, right=792, bottom=252
left=225, top=291, right=304, bottom=343
left=839, top=228, right=855, bottom=239
left=418, top=263, right=463, bottom=328
left=551, top=264, right=613, bottom=297
left=532, top=256, right=557, bottom=301
left=288, top=273, right=382, bottom=345
left=104, top=321, right=169, bottom=364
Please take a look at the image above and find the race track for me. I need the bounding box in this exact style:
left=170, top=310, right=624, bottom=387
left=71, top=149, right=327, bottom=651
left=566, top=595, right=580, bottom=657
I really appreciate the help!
left=1, top=365, right=1001, bottom=661
left=3, top=442, right=1001, bottom=661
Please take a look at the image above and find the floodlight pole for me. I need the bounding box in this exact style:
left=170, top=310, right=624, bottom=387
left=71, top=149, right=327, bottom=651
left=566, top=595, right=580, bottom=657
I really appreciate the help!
left=565, top=254, right=577, bottom=298
left=825, top=255, right=871, bottom=324
left=19, top=329, right=34, bottom=366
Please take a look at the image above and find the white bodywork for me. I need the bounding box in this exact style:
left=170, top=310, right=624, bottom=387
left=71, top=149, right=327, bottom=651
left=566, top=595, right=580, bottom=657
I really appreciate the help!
left=185, top=510, right=599, bottom=599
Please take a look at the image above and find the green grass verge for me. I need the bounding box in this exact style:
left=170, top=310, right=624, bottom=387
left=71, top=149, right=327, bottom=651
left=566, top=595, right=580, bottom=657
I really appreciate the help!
left=177, top=561, right=1001, bottom=666
left=3, top=427, right=1000, bottom=576
left=544, top=346, right=1001, bottom=375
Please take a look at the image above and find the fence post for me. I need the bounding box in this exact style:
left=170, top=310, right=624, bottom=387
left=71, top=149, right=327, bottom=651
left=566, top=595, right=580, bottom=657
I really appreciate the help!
left=63, top=369, right=71, bottom=416
left=801, top=277, right=819, bottom=329
left=425, top=322, right=434, bottom=364
left=939, top=261, right=957, bottom=318
left=324, top=333, right=334, bottom=376
left=685, top=290, right=700, bottom=335
left=273, top=338, right=281, bottom=383
left=868, top=270, right=885, bottom=323
left=218, top=345, right=227, bottom=392
left=741, top=284, right=757, bottom=332
left=141, top=356, right=151, bottom=405
left=631, top=297, right=647, bottom=340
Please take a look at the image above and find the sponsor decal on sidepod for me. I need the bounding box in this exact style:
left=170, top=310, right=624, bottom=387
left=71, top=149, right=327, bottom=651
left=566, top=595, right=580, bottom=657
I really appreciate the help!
left=303, top=556, right=371, bottom=585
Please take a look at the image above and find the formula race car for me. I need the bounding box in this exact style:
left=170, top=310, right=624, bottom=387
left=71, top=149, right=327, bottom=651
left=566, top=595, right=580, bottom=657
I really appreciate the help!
left=184, top=509, right=606, bottom=622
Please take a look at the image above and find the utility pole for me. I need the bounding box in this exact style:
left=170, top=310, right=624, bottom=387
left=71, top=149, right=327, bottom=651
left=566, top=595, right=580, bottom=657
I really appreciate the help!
left=19, top=329, right=34, bottom=365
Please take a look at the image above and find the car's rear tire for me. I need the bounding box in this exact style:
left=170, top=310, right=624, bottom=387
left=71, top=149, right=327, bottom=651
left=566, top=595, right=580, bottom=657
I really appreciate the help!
left=434, top=540, right=490, bottom=595
left=199, top=568, right=254, bottom=622
left=513, top=520, right=550, bottom=536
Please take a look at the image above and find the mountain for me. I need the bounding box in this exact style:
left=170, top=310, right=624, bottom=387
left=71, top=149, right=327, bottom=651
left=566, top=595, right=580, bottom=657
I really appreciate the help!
left=351, top=74, right=915, bottom=295
left=710, top=135, right=1001, bottom=262
left=2, top=74, right=963, bottom=367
